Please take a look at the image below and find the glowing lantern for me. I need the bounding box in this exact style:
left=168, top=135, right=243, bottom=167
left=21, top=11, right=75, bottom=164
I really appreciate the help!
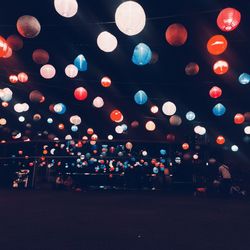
left=47, top=118, right=53, bottom=124
left=54, top=103, right=66, bottom=114
left=132, top=43, right=152, bottom=66
left=74, top=87, right=88, bottom=101
left=70, top=115, right=81, bottom=125
left=2, top=102, right=8, bottom=108
left=145, top=121, right=156, bottom=131
left=0, top=36, right=8, bottom=57
left=29, top=90, right=45, bottom=103
left=186, top=111, right=195, bottom=121
left=131, top=120, right=139, bottom=128
left=3, top=47, right=12, bottom=58
left=166, top=133, right=175, bottom=143
left=16, top=15, right=41, bottom=38
left=244, top=126, right=250, bottom=135
left=1, top=88, right=13, bottom=102
left=91, top=134, right=98, bottom=141
left=115, top=1, right=146, bottom=36
left=18, top=72, right=28, bottom=83
left=234, top=113, right=245, bottom=124
left=121, top=124, right=128, bottom=131
left=216, top=135, right=225, bottom=145
left=151, top=105, right=158, bottom=114
left=110, top=109, right=123, bottom=123
left=231, top=145, right=239, bottom=152
left=58, top=123, right=64, bottom=130
left=165, top=23, right=188, bottom=46
left=239, top=73, right=250, bottom=85
left=108, top=135, right=113, bottom=140
left=54, top=0, right=78, bottom=18
left=194, top=126, right=206, bottom=135
left=9, top=75, right=18, bottom=84
left=93, top=96, right=104, bottom=108
left=87, top=128, right=94, bottom=135
left=74, top=54, right=87, bottom=71
left=7, top=34, right=23, bottom=51
left=182, top=143, right=189, bottom=150
left=213, top=103, right=226, bottom=116
left=125, top=142, right=133, bottom=150
left=207, top=35, right=228, bottom=55
left=32, top=49, right=49, bottom=65
left=97, top=31, right=117, bottom=52
left=0, top=118, right=7, bottom=125
left=213, top=60, right=229, bottom=75
left=22, top=103, right=29, bottom=112
left=185, top=62, right=199, bottom=76
left=169, top=115, right=182, bottom=126
left=101, top=77, right=111, bottom=87
left=162, top=101, right=176, bottom=116
left=217, top=8, right=241, bottom=32
left=19, top=116, right=25, bottom=122
left=134, top=90, right=148, bottom=105
left=71, top=125, right=78, bottom=132
left=65, top=64, right=78, bottom=78
left=115, top=125, right=123, bottom=134
left=209, top=86, right=222, bottom=98
left=40, top=64, right=56, bottom=79
left=33, top=114, right=41, bottom=121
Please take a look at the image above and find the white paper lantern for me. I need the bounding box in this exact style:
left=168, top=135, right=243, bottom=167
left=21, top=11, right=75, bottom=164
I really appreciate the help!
left=97, top=31, right=118, bottom=52
left=244, top=126, right=250, bottom=135
left=54, top=0, right=78, bottom=18
left=145, top=121, right=156, bottom=131
left=150, top=105, right=159, bottom=114
left=70, top=115, right=81, bottom=125
left=115, top=125, right=123, bottom=134
left=93, top=96, right=104, bottom=108
left=162, top=101, right=176, bottom=116
left=231, top=145, right=239, bottom=152
left=65, top=134, right=72, bottom=140
left=14, top=103, right=24, bottom=113
left=0, top=118, right=7, bottom=125
left=40, top=64, right=56, bottom=79
left=186, top=111, right=196, bottom=121
left=18, top=116, right=25, bottom=122
left=108, top=135, right=113, bottom=140
left=22, top=103, right=29, bottom=112
left=115, top=1, right=146, bottom=36
left=65, top=64, right=78, bottom=78
left=1, top=88, right=13, bottom=102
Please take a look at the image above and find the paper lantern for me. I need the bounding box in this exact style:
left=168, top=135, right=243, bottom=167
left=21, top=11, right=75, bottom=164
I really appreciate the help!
left=58, top=123, right=64, bottom=130
left=108, top=135, right=113, bottom=140
left=194, top=126, right=205, bottom=135
left=150, top=106, right=158, bottom=114
left=14, top=103, right=24, bottom=113
left=169, top=115, right=182, bottom=126
left=134, top=90, right=148, bottom=105
left=213, top=60, right=229, bottom=75
left=186, top=111, right=195, bottom=121
left=182, top=143, right=189, bottom=150
left=22, top=103, right=29, bottom=112
left=110, top=109, right=123, bottom=123
left=1, top=88, right=13, bottom=102
left=101, top=77, right=111, bottom=87
left=32, top=49, right=49, bottom=65
left=244, top=126, right=250, bottom=135
left=70, top=115, right=81, bottom=125
left=0, top=36, right=8, bottom=57
left=115, top=1, right=146, bottom=36
left=217, top=8, right=241, bottom=32
left=212, top=103, right=226, bottom=116
left=33, top=114, right=41, bottom=121
left=16, top=15, right=41, bottom=38
left=132, top=43, right=152, bottom=66
left=97, top=31, right=117, bottom=52
left=162, top=101, right=176, bottom=116
left=71, top=125, right=78, bottom=132
left=3, top=47, right=12, bottom=58
left=47, top=118, right=53, bottom=124
left=209, top=86, right=222, bottom=98
left=121, top=124, right=128, bottom=131
left=74, top=54, right=87, bottom=71
left=65, top=64, right=78, bottom=78
left=125, top=142, right=133, bottom=150
left=145, top=121, right=156, bottom=131
left=185, top=62, right=199, bottom=76
left=1, top=102, right=8, bottom=108
left=231, top=145, right=239, bottom=152
left=93, top=96, right=104, bottom=108
left=54, top=0, right=78, bottom=18
left=18, top=116, right=25, bottom=122
left=149, top=52, right=159, bottom=64
left=239, top=73, right=250, bottom=85
left=0, top=118, right=7, bottom=125
left=216, top=135, right=225, bottom=145
left=131, top=120, right=139, bottom=128
left=29, top=90, right=45, bottom=103
left=54, top=103, right=66, bottom=114
left=115, top=125, right=123, bottom=134
left=40, top=64, right=56, bottom=79
left=234, top=113, right=245, bottom=124
left=74, top=87, right=88, bottom=101
left=18, top=72, right=28, bottom=83
left=165, top=23, right=188, bottom=46
left=9, top=75, right=18, bottom=84
left=87, top=128, right=94, bottom=135
left=207, top=35, right=228, bottom=55
left=7, top=34, right=23, bottom=51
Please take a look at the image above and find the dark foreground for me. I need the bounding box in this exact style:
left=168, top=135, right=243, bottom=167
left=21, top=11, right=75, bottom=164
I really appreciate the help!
left=0, top=190, right=249, bottom=250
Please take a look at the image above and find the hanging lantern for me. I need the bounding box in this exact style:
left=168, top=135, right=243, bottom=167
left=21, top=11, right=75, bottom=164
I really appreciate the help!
left=93, top=96, right=104, bottom=108
left=125, top=142, right=133, bottom=150
left=217, top=8, right=241, bottom=32
left=186, top=111, right=195, bottom=121
left=65, top=64, right=78, bottom=78
left=0, top=36, right=8, bottom=57
left=185, top=62, right=199, bottom=76
left=87, top=128, right=94, bottom=135
left=207, top=35, right=228, bottom=55
left=101, top=76, right=111, bottom=87
left=58, top=123, right=65, bottom=130
left=244, top=126, right=250, bottom=135
left=213, top=60, right=229, bottom=75
left=3, top=47, right=12, bottom=58
left=182, top=143, right=189, bottom=150
left=110, top=109, right=123, bottom=123
left=16, top=15, right=41, bottom=38
left=74, top=87, right=88, bottom=101
left=97, top=31, right=117, bottom=52
left=40, top=64, right=56, bottom=79
left=234, top=113, right=245, bottom=124
left=145, top=121, right=156, bottom=131
left=18, top=72, right=28, bottom=83
left=70, top=115, right=81, bottom=125
left=132, top=43, right=152, bottom=66
left=54, top=103, right=66, bottom=114
left=169, top=115, right=182, bottom=126
left=165, top=23, right=188, bottom=46
left=212, top=103, right=226, bottom=116
left=32, top=49, right=49, bottom=65
left=74, top=54, right=87, bottom=71
left=115, top=1, right=146, bottom=36
left=29, top=90, right=45, bottom=103
left=238, top=73, right=250, bottom=85
left=54, top=0, right=78, bottom=18
left=216, top=135, right=225, bottom=145
left=33, top=114, right=41, bottom=121
left=162, top=101, right=176, bottom=116
left=7, top=34, right=23, bottom=51
left=150, top=105, right=158, bottom=114
left=131, top=120, right=139, bottom=128
left=134, top=90, right=148, bottom=105
left=9, top=75, right=18, bottom=84
left=209, top=86, right=222, bottom=98
left=231, top=145, right=239, bottom=152
left=71, top=125, right=78, bottom=132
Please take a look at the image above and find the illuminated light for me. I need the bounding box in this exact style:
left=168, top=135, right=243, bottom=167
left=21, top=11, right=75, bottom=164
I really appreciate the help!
left=18, top=116, right=25, bottom=122
left=32, top=49, right=49, bottom=65
left=70, top=115, right=81, bottom=125
left=244, top=126, right=250, bottom=135
left=0, top=36, right=9, bottom=57
left=9, top=75, right=18, bottom=84
left=142, top=150, right=147, bottom=156
left=2, top=102, right=8, bottom=107
left=162, top=101, right=176, bottom=116
left=207, top=35, right=228, bottom=55
left=47, top=118, right=53, bottom=124
left=65, top=64, right=78, bottom=78
left=91, top=134, right=98, bottom=141
left=54, top=0, right=78, bottom=18
left=231, top=145, right=239, bottom=152
left=185, top=62, right=199, bottom=76
left=145, top=121, right=156, bottom=131
left=29, top=90, right=45, bottom=103
left=209, top=86, right=222, bottom=99
left=166, top=133, right=175, bottom=143
left=182, top=143, right=189, bottom=150
left=110, top=109, right=123, bottom=123
left=101, top=77, right=111, bottom=87
left=14, top=103, right=24, bottom=113
left=7, top=34, right=23, bottom=51
left=234, top=113, right=245, bottom=124
left=121, top=124, right=128, bottom=131
left=0, top=118, right=7, bottom=125
left=33, top=114, right=41, bottom=121
left=216, top=135, right=225, bottom=145
left=165, top=23, right=188, bottom=46
left=74, top=87, right=88, bottom=101
left=3, top=46, right=12, bottom=58
left=54, top=103, right=66, bottom=114
left=18, top=72, right=28, bottom=83
left=125, top=142, right=133, bottom=150
left=212, top=103, right=226, bottom=116
left=217, top=8, right=241, bottom=32
left=150, top=105, right=158, bottom=114
left=74, top=54, right=87, bottom=71
left=132, top=43, right=152, bottom=66
left=186, top=111, right=195, bottom=121
left=71, top=125, right=78, bottom=132
left=131, top=120, right=139, bottom=128
left=115, top=1, right=146, bottom=36
left=193, top=154, right=199, bottom=160
left=169, top=115, right=182, bottom=126
left=16, top=15, right=41, bottom=38
left=65, top=134, right=72, bottom=140
left=134, top=90, right=148, bottom=105
left=239, top=73, right=250, bottom=85
left=194, top=125, right=206, bottom=135
left=108, top=135, right=113, bottom=140
left=93, top=96, right=104, bottom=108
left=87, top=128, right=94, bottom=135
left=97, top=31, right=117, bottom=52
left=1, top=88, right=13, bottom=102
left=40, top=64, right=56, bottom=79
left=58, top=123, right=65, bottom=130
left=213, top=60, right=229, bottom=75
left=115, top=125, right=123, bottom=134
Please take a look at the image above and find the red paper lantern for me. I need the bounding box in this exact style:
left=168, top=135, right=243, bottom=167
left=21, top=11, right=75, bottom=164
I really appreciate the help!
left=234, top=113, right=245, bottom=124
left=18, top=72, right=28, bottom=83
left=7, top=34, right=23, bottom=51
left=58, top=123, right=65, bottom=130
left=209, top=86, right=222, bottom=98
left=9, top=75, right=18, bottom=84
left=74, top=87, right=88, bottom=101
left=217, top=8, right=241, bottom=32
left=216, top=135, right=225, bottom=145
left=110, top=109, right=123, bottom=123
left=182, top=143, right=189, bottom=150
left=32, top=49, right=49, bottom=65
left=207, top=35, right=228, bottom=55
left=87, top=128, right=94, bottom=135
left=165, top=23, right=188, bottom=47
left=0, top=36, right=8, bottom=57
left=101, top=76, right=111, bottom=87
left=213, top=60, right=229, bottom=75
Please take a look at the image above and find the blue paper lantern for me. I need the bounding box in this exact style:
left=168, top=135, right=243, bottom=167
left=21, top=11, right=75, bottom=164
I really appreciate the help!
left=74, top=54, right=87, bottom=72
left=239, top=73, right=250, bottom=85
left=134, top=90, right=148, bottom=105
left=160, top=149, right=166, bottom=155
left=71, top=125, right=78, bottom=132
left=186, top=111, right=195, bottom=121
left=212, top=103, right=226, bottom=116
left=132, top=43, right=152, bottom=66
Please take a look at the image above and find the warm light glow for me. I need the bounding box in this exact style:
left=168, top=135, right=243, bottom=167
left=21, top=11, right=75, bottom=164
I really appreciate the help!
left=16, top=15, right=41, bottom=38
left=207, top=35, right=228, bottom=55
left=40, top=64, right=56, bottom=79
left=209, top=86, right=222, bottom=98
left=216, top=135, right=225, bottom=145
left=65, top=64, right=78, bottom=78
left=54, top=0, right=78, bottom=18
left=162, top=101, right=176, bottom=116
left=145, top=121, right=156, bottom=131
left=97, top=31, right=118, bottom=52
left=213, top=60, right=229, bottom=75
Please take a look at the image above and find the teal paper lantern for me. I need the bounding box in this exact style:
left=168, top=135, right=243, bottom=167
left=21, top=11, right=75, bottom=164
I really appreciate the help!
left=212, top=103, right=226, bottom=116
left=132, top=43, right=152, bottom=66
left=134, top=90, right=148, bottom=105
left=71, top=125, right=78, bottom=132
left=239, top=73, right=250, bottom=85
left=74, top=54, right=87, bottom=71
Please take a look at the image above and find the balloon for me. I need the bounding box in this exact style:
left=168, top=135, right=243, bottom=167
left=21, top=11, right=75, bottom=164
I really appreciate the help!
left=234, top=113, right=245, bottom=124
left=207, top=35, right=227, bottom=55
left=134, top=90, right=148, bottom=105
left=7, top=34, right=23, bottom=51
left=185, top=62, right=199, bottom=75
left=74, top=54, right=87, bottom=71
left=162, top=101, right=176, bottom=116
left=97, top=31, right=117, bottom=52
left=0, top=36, right=8, bottom=57
left=165, top=23, right=188, bottom=46
left=212, top=103, right=226, bottom=116
left=110, top=109, right=123, bottom=123
left=101, top=77, right=111, bottom=87
left=239, top=73, right=250, bottom=85
left=213, top=60, right=229, bottom=75
left=74, top=87, right=88, bottom=101
left=209, top=86, right=222, bottom=98
left=16, top=15, right=41, bottom=38
left=29, top=90, right=45, bottom=103
left=132, top=43, right=152, bottom=66
left=32, top=49, right=49, bottom=65
left=40, top=64, right=56, bottom=79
